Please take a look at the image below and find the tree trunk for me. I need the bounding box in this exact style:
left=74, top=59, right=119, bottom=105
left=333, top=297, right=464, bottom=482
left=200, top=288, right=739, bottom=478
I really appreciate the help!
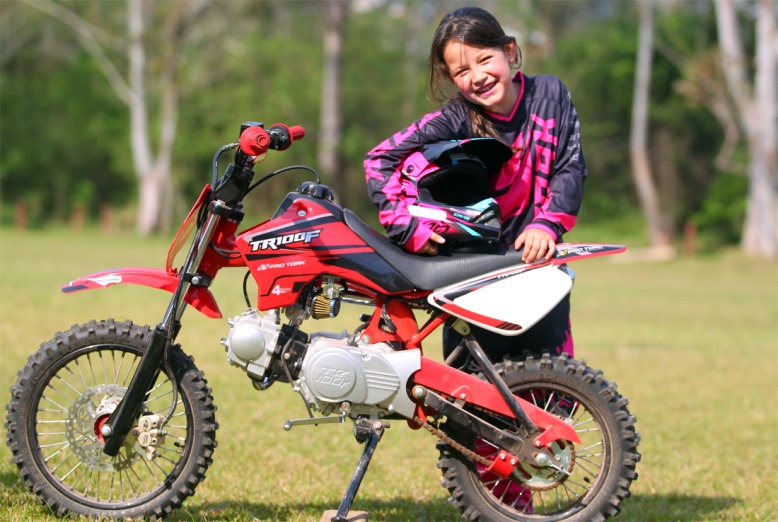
left=136, top=167, right=165, bottom=234
left=630, top=0, right=673, bottom=249
left=716, top=0, right=777, bottom=259
left=127, top=0, right=159, bottom=235
left=742, top=0, right=776, bottom=258
left=317, top=0, right=345, bottom=204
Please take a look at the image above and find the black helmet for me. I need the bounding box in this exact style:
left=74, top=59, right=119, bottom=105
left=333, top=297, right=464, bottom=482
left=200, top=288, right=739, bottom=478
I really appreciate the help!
left=401, top=138, right=512, bottom=244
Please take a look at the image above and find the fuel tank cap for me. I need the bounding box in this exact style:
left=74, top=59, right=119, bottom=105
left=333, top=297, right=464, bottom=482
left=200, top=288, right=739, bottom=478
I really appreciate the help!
left=298, top=181, right=335, bottom=201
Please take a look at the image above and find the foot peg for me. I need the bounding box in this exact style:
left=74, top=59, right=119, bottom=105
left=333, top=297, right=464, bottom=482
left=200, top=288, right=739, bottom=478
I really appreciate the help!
left=283, top=414, right=346, bottom=431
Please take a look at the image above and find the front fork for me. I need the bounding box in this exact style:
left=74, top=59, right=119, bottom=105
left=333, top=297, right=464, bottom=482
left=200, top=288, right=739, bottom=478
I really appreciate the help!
left=102, top=201, right=227, bottom=456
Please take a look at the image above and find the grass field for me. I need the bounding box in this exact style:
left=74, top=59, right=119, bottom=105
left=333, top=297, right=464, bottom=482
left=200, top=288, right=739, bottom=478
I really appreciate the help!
left=1, top=227, right=776, bottom=521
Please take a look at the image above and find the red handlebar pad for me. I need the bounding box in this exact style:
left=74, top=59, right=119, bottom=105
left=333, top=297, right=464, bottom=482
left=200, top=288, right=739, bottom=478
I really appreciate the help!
left=239, top=126, right=271, bottom=156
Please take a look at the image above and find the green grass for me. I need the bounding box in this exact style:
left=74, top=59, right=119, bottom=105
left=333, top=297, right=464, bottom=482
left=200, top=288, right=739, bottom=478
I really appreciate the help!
left=1, top=227, right=777, bottom=521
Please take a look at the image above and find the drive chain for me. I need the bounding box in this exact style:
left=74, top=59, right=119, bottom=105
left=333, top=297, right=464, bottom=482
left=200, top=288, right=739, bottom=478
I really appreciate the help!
left=414, top=416, right=491, bottom=467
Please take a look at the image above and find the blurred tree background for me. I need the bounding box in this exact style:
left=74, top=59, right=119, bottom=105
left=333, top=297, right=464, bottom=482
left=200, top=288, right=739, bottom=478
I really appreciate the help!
left=1, top=0, right=775, bottom=258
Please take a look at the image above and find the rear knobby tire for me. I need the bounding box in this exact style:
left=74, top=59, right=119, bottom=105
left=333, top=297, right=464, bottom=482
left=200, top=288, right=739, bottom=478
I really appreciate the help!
left=5, top=319, right=218, bottom=519
left=438, top=353, right=640, bottom=521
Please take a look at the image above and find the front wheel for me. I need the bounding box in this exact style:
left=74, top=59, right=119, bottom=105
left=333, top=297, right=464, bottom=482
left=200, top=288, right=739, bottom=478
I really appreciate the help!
left=437, top=353, right=640, bottom=521
left=5, top=319, right=218, bottom=519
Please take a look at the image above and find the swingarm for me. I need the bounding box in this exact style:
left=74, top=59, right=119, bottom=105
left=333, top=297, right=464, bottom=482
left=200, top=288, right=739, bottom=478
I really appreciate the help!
left=412, top=339, right=580, bottom=448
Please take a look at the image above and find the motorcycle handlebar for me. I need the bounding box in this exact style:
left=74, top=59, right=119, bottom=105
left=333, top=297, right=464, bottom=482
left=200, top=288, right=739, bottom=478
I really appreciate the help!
left=240, top=123, right=305, bottom=156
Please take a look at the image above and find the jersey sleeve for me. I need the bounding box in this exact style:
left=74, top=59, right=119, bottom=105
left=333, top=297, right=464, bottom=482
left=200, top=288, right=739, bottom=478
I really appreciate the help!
left=364, top=104, right=467, bottom=251
left=525, top=80, right=587, bottom=240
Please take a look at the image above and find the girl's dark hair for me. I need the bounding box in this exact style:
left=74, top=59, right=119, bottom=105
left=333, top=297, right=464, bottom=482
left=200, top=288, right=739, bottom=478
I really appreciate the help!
left=428, top=7, right=522, bottom=142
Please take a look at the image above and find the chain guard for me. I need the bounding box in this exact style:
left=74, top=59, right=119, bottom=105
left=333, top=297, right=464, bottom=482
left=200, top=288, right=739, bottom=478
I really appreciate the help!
left=415, top=415, right=576, bottom=491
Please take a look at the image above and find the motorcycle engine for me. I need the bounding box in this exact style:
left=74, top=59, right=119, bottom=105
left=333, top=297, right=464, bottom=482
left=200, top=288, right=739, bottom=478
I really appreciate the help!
left=297, top=334, right=420, bottom=419
left=222, top=310, right=421, bottom=419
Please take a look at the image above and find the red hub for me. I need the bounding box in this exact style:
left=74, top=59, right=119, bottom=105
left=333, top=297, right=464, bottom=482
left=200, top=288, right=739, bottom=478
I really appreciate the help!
left=94, top=414, right=111, bottom=442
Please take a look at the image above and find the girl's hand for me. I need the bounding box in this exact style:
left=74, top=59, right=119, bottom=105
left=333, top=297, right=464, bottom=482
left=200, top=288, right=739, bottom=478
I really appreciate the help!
left=417, top=233, right=446, bottom=255
left=514, top=228, right=556, bottom=263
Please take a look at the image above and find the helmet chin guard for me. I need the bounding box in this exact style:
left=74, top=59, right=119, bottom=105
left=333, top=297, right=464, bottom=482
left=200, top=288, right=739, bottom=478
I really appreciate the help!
left=408, top=197, right=502, bottom=244
left=400, top=138, right=513, bottom=247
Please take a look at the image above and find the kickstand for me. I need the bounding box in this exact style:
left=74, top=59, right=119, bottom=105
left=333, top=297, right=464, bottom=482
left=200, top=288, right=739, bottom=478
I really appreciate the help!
left=331, top=418, right=389, bottom=522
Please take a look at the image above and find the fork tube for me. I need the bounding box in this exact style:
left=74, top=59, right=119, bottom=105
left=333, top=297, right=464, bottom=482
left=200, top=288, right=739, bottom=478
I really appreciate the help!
left=102, top=325, right=168, bottom=456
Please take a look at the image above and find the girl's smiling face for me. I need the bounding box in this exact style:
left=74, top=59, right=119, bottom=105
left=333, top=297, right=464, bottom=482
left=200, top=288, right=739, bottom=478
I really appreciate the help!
left=443, top=40, right=519, bottom=116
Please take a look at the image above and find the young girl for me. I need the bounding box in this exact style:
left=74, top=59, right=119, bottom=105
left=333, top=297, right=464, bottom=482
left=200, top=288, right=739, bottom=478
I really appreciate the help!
left=364, top=6, right=586, bottom=360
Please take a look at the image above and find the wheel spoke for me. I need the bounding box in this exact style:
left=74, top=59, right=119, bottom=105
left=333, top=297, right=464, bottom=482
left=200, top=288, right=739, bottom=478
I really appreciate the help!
left=61, top=460, right=83, bottom=481
left=40, top=395, right=70, bottom=414
left=578, top=440, right=603, bottom=453
left=53, top=373, right=84, bottom=397
left=73, top=359, right=90, bottom=390
left=146, top=378, right=170, bottom=398
left=543, top=391, right=556, bottom=411
left=563, top=476, right=591, bottom=492
left=121, top=354, right=140, bottom=387
left=573, top=416, right=596, bottom=429
left=49, top=448, right=76, bottom=473
left=575, top=458, right=600, bottom=478
left=147, top=388, right=175, bottom=408
left=108, top=471, right=116, bottom=501
left=123, top=467, right=140, bottom=496
left=86, top=353, right=98, bottom=388
left=140, top=455, right=164, bottom=487
left=125, top=462, right=144, bottom=493
left=70, top=465, right=90, bottom=492
left=40, top=440, right=70, bottom=452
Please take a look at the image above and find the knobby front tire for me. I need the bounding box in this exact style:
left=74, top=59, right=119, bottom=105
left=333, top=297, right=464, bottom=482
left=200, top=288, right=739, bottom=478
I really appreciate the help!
left=437, top=353, right=640, bottom=521
left=5, top=319, right=218, bottom=519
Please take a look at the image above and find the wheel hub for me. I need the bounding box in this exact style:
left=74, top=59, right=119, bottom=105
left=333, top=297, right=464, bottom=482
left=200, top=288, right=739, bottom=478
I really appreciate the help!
left=65, top=384, right=140, bottom=472
left=516, top=440, right=576, bottom=491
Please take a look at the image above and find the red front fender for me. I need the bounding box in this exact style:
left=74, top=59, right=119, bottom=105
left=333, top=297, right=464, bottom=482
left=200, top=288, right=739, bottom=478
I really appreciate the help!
left=61, top=267, right=222, bottom=318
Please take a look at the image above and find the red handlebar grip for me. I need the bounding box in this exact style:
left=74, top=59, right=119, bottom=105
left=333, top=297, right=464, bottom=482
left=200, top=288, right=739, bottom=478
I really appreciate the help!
left=288, top=125, right=305, bottom=141
left=240, top=126, right=270, bottom=156
left=267, top=123, right=306, bottom=151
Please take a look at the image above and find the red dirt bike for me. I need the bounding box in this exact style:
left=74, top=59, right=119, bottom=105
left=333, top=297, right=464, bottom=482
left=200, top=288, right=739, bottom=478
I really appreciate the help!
left=5, top=122, right=640, bottom=521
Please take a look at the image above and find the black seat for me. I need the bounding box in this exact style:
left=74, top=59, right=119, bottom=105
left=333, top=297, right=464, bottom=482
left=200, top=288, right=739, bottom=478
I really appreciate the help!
left=343, top=209, right=526, bottom=291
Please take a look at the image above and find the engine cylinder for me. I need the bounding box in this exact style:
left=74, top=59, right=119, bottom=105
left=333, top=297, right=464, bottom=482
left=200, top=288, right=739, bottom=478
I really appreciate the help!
left=229, top=322, right=267, bottom=361
left=223, top=309, right=281, bottom=379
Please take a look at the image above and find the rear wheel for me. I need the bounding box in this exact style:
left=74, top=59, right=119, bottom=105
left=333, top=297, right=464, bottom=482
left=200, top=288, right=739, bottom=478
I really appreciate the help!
left=437, top=353, right=640, bottom=521
left=5, top=319, right=218, bottom=519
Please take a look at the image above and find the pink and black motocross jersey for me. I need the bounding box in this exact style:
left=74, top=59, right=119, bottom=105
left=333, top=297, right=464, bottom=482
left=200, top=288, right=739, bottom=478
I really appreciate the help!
left=364, top=72, right=587, bottom=252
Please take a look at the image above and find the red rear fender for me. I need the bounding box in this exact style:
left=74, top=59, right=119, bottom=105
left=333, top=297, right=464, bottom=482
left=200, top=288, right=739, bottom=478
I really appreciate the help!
left=61, top=267, right=221, bottom=318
